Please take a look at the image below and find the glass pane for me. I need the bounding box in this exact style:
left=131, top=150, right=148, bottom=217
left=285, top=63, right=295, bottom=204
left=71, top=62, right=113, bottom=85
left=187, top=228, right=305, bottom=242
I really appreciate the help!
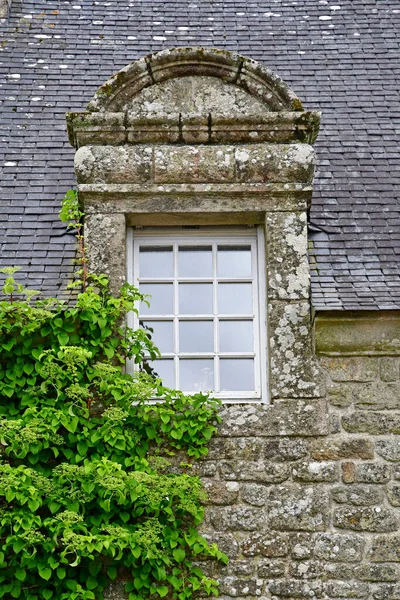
left=220, top=359, right=254, bottom=391
left=179, top=321, right=214, bottom=353
left=139, top=246, right=173, bottom=278
left=217, top=245, right=252, bottom=278
left=179, top=283, right=213, bottom=314
left=141, top=320, right=174, bottom=354
left=180, top=359, right=214, bottom=392
left=218, top=283, right=252, bottom=314
left=147, top=359, right=175, bottom=388
left=219, top=320, right=253, bottom=352
left=178, top=246, right=212, bottom=277
left=140, top=283, right=173, bottom=315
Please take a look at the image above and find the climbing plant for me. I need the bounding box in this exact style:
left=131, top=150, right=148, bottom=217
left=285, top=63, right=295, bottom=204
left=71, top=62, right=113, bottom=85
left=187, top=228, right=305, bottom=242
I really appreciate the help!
left=0, top=191, right=226, bottom=600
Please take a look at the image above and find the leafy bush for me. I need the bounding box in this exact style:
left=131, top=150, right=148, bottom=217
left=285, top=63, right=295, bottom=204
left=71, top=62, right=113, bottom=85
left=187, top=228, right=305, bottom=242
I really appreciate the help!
left=0, top=196, right=226, bottom=599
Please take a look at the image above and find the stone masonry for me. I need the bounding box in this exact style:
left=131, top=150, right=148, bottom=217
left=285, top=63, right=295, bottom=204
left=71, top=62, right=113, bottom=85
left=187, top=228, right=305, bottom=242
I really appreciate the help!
left=67, top=49, right=400, bottom=600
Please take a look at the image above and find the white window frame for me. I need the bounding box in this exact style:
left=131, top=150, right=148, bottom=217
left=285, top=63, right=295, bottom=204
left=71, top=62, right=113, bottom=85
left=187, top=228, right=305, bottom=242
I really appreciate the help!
left=126, top=226, right=268, bottom=404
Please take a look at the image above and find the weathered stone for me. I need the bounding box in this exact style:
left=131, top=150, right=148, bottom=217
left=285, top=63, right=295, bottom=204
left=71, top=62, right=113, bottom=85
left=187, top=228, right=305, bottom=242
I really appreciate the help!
left=190, top=461, right=217, bottom=477
left=352, top=382, right=400, bottom=410
left=355, top=462, right=391, bottom=484
left=220, top=576, right=263, bottom=597
left=334, top=506, right=398, bottom=532
left=235, top=144, right=315, bottom=184
left=326, top=383, right=353, bottom=407
left=324, top=563, right=358, bottom=579
left=266, top=211, right=310, bottom=301
left=242, top=533, right=290, bottom=557
left=342, top=461, right=356, bottom=483
left=323, top=580, right=369, bottom=598
left=269, top=301, right=324, bottom=398
left=258, top=559, right=286, bottom=578
left=209, top=506, right=266, bottom=532
left=241, top=483, right=269, bottom=506
left=331, top=485, right=384, bottom=506
left=310, top=438, right=374, bottom=461
left=269, top=485, right=329, bottom=531
left=154, top=146, right=235, bottom=184
left=342, top=412, right=400, bottom=435
left=355, top=564, right=399, bottom=583
left=219, top=460, right=289, bottom=483
left=268, top=579, right=322, bottom=598
left=264, top=438, right=308, bottom=461
left=380, top=358, right=399, bottom=382
left=289, top=560, right=324, bottom=579
left=218, top=401, right=328, bottom=437
left=202, top=532, right=239, bottom=559
left=225, top=560, right=255, bottom=577
left=313, top=533, right=364, bottom=562
left=371, top=535, right=400, bottom=562
left=374, top=584, right=400, bottom=600
left=290, top=533, right=313, bottom=560
left=329, top=413, right=341, bottom=434
left=321, top=357, right=379, bottom=382
left=292, top=461, right=339, bottom=483
left=75, top=145, right=153, bottom=184
left=387, top=484, right=400, bottom=507
left=203, top=480, right=240, bottom=505
left=376, top=440, right=400, bottom=462
left=205, top=437, right=264, bottom=461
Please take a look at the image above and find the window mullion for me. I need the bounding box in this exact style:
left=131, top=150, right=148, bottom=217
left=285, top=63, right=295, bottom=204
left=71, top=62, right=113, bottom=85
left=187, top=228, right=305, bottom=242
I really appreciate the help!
left=173, top=241, right=179, bottom=390
left=213, top=241, right=220, bottom=393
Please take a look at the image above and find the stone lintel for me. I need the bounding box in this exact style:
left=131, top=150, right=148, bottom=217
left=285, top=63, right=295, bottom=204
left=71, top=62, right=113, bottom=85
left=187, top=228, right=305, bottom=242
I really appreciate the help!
left=79, top=183, right=311, bottom=214
left=66, top=111, right=321, bottom=147
left=315, top=310, right=400, bottom=356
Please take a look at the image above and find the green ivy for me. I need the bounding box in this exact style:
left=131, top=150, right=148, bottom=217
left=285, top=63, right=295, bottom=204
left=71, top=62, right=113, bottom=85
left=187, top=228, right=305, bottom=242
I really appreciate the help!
left=0, top=193, right=227, bottom=600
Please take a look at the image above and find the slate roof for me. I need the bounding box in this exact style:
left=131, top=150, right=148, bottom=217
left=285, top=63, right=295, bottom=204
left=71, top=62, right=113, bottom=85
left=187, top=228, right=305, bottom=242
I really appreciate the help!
left=1, top=0, right=399, bottom=309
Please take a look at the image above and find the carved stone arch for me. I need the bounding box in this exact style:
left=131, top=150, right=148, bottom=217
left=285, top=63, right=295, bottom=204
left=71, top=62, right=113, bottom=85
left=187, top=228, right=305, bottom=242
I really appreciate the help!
left=86, top=47, right=303, bottom=114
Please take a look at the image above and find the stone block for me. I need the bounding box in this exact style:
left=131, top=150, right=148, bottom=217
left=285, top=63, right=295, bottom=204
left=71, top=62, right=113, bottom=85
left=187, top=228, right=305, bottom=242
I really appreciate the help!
left=225, top=560, right=255, bottom=577
left=264, top=438, right=308, bottom=461
left=290, top=533, right=313, bottom=560
left=241, top=483, right=269, bottom=506
left=269, top=484, right=329, bottom=531
left=342, top=412, right=400, bottom=435
left=268, top=579, right=323, bottom=598
left=209, top=506, right=266, bottom=532
left=181, top=116, right=209, bottom=144
left=203, top=480, right=240, bottom=505
left=374, top=585, right=400, bottom=600
left=321, top=357, right=379, bottom=382
left=380, top=358, right=399, bottom=382
left=352, top=382, right=400, bottom=410
left=292, top=461, right=339, bottom=483
left=242, top=532, right=290, bottom=557
left=154, top=146, right=235, bottom=184
left=205, top=437, right=264, bottom=461
left=218, top=401, right=328, bottom=437
left=235, top=144, right=315, bottom=184
left=376, top=440, right=400, bottom=462
left=220, top=576, right=263, bottom=597
left=355, top=564, right=399, bottom=583
left=75, top=145, right=153, bottom=184
left=258, top=559, right=286, bottom=578
left=334, top=506, right=398, bottom=532
left=324, top=563, right=358, bottom=579
left=387, top=484, right=400, bottom=506
left=310, top=438, right=374, bottom=461
left=268, top=301, right=325, bottom=398
left=342, top=461, right=356, bottom=483
left=327, top=383, right=353, bottom=407
left=323, top=581, right=369, bottom=598
left=331, top=485, right=384, bottom=506
left=202, top=532, right=239, bottom=559
left=371, top=535, right=400, bottom=562
left=289, top=560, right=324, bottom=579
left=266, top=211, right=310, bottom=301
left=313, top=533, right=364, bottom=562
left=355, top=462, right=391, bottom=484
left=219, top=460, right=289, bottom=483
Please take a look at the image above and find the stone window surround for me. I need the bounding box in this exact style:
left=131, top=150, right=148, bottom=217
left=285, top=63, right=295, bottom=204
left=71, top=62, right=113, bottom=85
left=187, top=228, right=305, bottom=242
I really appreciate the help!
left=68, top=47, right=325, bottom=404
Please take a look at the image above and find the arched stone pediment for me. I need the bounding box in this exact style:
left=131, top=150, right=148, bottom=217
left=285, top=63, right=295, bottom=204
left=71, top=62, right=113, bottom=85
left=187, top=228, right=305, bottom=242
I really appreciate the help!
left=86, top=47, right=303, bottom=114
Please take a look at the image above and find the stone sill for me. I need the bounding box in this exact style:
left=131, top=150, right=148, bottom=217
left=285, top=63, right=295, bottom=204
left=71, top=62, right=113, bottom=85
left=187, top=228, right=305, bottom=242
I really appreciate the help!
left=315, top=310, right=400, bottom=356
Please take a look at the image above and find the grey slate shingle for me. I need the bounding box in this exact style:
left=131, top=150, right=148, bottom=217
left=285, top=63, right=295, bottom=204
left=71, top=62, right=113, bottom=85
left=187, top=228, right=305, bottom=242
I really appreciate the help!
left=0, top=0, right=399, bottom=309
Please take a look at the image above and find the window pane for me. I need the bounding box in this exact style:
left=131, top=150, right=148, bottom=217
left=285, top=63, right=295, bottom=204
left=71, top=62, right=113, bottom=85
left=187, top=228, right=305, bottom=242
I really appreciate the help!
left=178, top=246, right=212, bottom=277
left=179, top=283, right=213, bottom=314
left=179, top=320, right=214, bottom=353
left=140, top=283, right=173, bottom=315
left=220, top=359, right=254, bottom=391
left=217, top=245, right=252, bottom=278
left=219, top=320, right=253, bottom=352
left=139, top=246, right=173, bottom=278
left=218, top=283, right=252, bottom=314
left=146, top=359, right=175, bottom=388
left=180, top=359, right=214, bottom=392
left=141, top=320, right=174, bottom=353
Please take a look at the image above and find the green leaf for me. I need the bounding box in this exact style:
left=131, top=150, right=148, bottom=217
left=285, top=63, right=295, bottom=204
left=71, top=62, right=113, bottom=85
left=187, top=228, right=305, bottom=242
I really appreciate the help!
left=107, top=566, right=117, bottom=580
left=15, top=569, right=26, bottom=582
left=39, top=568, right=52, bottom=581
left=157, top=586, right=169, bottom=598
left=57, top=333, right=69, bottom=346
left=173, top=548, right=186, bottom=563
left=56, top=567, right=66, bottom=580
